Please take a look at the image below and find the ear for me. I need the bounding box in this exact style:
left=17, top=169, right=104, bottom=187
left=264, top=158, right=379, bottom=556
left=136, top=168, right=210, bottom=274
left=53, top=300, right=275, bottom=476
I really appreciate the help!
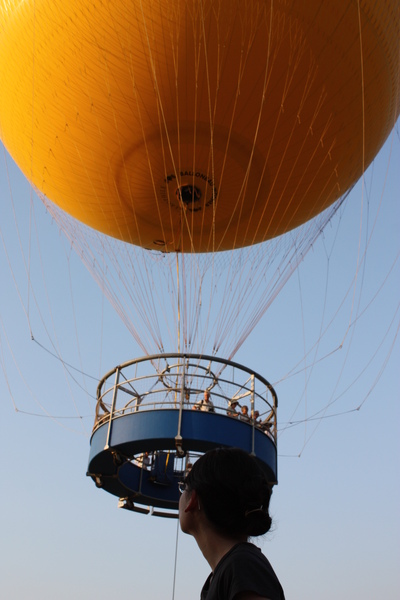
left=184, top=489, right=200, bottom=513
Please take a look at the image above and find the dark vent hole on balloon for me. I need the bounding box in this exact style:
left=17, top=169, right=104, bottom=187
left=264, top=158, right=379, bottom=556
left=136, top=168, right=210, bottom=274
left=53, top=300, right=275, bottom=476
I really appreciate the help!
left=176, top=185, right=202, bottom=205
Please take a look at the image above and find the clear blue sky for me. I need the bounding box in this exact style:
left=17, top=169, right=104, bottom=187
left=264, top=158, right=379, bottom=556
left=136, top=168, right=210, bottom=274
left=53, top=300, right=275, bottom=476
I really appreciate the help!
left=0, top=124, right=399, bottom=599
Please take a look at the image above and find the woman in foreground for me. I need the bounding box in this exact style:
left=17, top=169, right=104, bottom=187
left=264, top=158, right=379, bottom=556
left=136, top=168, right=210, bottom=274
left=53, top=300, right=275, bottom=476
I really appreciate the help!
left=179, top=448, right=285, bottom=600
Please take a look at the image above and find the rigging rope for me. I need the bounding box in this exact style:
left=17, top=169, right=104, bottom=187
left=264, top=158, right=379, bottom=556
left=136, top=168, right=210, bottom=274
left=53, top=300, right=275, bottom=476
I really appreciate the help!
left=171, top=513, right=181, bottom=600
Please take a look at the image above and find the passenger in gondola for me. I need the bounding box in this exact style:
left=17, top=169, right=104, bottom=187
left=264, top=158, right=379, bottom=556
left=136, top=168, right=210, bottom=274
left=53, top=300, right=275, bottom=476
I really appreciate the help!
left=262, top=421, right=273, bottom=438
left=192, top=389, right=215, bottom=412
left=138, top=451, right=151, bottom=470
left=261, top=411, right=274, bottom=438
left=227, top=399, right=239, bottom=418
left=251, top=409, right=262, bottom=426
left=240, top=405, right=250, bottom=422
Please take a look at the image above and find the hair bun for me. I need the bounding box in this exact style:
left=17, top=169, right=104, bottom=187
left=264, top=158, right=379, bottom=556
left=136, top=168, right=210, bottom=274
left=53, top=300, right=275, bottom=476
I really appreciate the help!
left=244, top=506, right=272, bottom=536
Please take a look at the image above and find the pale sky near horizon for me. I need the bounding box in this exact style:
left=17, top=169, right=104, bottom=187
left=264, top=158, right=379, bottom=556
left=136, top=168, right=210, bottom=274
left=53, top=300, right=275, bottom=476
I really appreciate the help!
left=0, top=122, right=399, bottom=600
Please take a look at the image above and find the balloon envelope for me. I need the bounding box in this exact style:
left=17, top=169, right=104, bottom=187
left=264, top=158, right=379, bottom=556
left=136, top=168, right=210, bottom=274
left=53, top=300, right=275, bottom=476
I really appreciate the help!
left=0, top=0, right=399, bottom=252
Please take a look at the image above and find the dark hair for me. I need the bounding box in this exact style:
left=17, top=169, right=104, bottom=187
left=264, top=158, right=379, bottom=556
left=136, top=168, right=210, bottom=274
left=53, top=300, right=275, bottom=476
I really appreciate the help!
left=185, top=448, right=272, bottom=537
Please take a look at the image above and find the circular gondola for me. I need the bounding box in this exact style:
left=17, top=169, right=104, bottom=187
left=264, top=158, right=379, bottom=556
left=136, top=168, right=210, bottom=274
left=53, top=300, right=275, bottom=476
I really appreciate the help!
left=87, top=354, right=278, bottom=517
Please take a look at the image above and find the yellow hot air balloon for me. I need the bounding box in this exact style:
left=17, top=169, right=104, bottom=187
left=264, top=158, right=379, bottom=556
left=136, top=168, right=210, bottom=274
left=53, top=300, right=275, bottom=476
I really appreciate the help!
left=0, top=0, right=398, bottom=253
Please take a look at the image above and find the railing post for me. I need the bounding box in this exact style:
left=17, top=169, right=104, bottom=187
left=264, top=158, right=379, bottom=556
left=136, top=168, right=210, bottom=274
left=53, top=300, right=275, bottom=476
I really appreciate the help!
left=175, top=357, right=186, bottom=456
left=271, top=385, right=278, bottom=443
left=104, top=367, right=120, bottom=450
left=251, top=373, right=255, bottom=455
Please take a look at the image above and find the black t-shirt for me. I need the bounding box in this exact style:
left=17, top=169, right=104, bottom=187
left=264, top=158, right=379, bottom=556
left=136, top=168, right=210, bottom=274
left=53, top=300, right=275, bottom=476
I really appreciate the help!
left=200, top=542, right=285, bottom=600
